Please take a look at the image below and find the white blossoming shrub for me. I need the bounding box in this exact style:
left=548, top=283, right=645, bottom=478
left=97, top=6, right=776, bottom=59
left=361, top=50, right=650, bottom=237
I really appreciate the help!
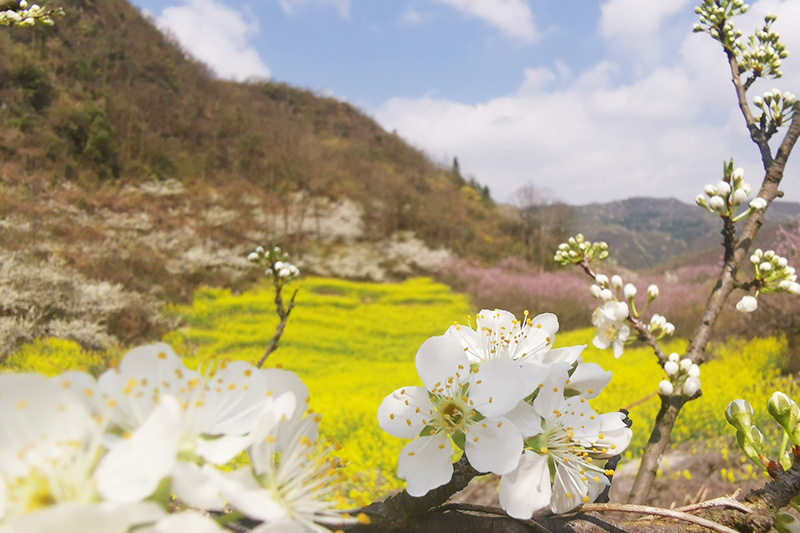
left=378, top=309, right=632, bottom=517
left=0, top=343, right=366, bottom=533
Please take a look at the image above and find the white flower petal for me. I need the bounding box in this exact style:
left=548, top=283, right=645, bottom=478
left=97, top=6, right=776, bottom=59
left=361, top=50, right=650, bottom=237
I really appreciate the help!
left=519, top=361, right=550, bottom=393
left=529, top=312, right=559, bottom=335
left=503, top=401, right=543, bottom=438
left=465, top=417, right=522, bottom=475
left=219, top=468, right=286, bottom=522
left=567, top=363, right=612, bottom=399
left=533, top=364, right=570, bottom=417
left=416, top=336, right=470, bottom=391
left=397, top=433, right=454, bottom=497
left=546, top=345, right=586, bottom=365
left=96, top=395, right=180, bottom=503
left=262, top=368, right=310, bottom=419
left=469, top=358, right=527, bottom=418
left=0, top=502, right=165, bottom=533
left=551, top=462, right=587, bottom=514
left=171, top=462, right=227, bottom=511
left=378, top=386, right=433, bottom=439
left=499, top=451, right=551, bottom=519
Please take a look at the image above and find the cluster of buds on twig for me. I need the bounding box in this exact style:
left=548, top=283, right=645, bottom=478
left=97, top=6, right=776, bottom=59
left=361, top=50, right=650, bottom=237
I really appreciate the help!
left=649, top=313, right=675, bottom=339
left=0, top=0, right=63, bottom=26
left=736, top=249, right=800, bottom=312
left=589, top=274, right=673, bottom=357
left=735, top=14, right=789, bottom=79
left=554, top=234, right=609, bottom=266
left=726, top=392, right=800, bottom=476
left=692, top=0, right=748, bottom=50
left=248, top=245, right=300, bottom=284
left=696, top=161, right=766, bottom=220
left=753, top=89, right=797, bottom=133
left=659, top=353, right=701, bottom=397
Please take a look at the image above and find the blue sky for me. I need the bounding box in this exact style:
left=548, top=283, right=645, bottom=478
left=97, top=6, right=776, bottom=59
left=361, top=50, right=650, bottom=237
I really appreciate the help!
left=130, top=0, right=800, bottom=206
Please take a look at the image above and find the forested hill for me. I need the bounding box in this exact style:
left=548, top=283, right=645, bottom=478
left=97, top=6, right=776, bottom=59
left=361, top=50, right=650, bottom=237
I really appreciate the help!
left=0, top=0, right=514, bottom=258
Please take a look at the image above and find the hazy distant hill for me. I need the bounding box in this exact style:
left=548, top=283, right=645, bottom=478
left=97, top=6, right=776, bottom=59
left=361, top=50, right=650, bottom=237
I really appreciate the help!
left=565, top=197, right=800, bottom=270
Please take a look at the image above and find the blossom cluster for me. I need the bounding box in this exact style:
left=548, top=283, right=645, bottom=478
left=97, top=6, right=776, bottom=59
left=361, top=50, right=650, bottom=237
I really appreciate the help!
left=659, top=353, right=701, bottom=397
left=588, top=274, right=673, bottom=358
left=0, top=343, right=363, bottom=533
left=248, top=245, right=300, bottom=283
left=378, top=309, right=632, bottom=517
left=553, top=234, right=609, bottom=266
left=696, top=162, right=765, bottom=219
left=0, top=0, right=62, bottom=27
left=736, top=14, right=789, bottom=80
left=754, top=89, right=797, bottom=131
left=736, top=249, right=800, bottom=313
left=692, top=0, right=749, bottom=49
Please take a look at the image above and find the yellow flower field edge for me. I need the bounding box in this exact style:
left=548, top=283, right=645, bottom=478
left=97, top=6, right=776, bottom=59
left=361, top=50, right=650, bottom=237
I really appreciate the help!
left=2, top=277, right=797, bottom=503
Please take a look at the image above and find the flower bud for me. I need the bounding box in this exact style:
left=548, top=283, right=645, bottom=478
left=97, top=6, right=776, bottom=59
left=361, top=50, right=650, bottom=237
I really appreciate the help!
left=624, top=283, right=637, bottom=300
left=273, top=261, right=284, bottom=270
left=683, top=377, right=701, bottom=397
left=736, top=295, right=758, bottom=313
left=696, top=194, right=708, bottom=207
left=248, top=252, right=259, bottom=262
left=611, top=275, right=623, bottom=289
left=754, top=95, right=764, bottom=106
left=704, top=184, right=717, bottom=196
left=725, top=399, right=754, bottom=430
left=680, top=358, right=693, bottom=372
left=668, top=352, right=680, bottom=363
left=716, top=181, right=731, bottom=196
left=788, top=282, right=800, bottom=295
left=612, top=302, right=629, bottom=321
left=255, top=246, right=265, bottom=254
left=688, top=364, right=701, bottom=378
left=650, top=314, right=666, bottom=329
left=750, top=197, right=767, bottom=210
left=600, top=288, right=613, bottom=301
left=659, top=380, right=674, bottom=396
left=732, top=168, right=745, bottom=180
left=662, top=322, right=675, bottom=336
left=596, top=274, right=609, bottom=286
left=590, top=284, right=603, bottom=298
left=768, top=391, right=800, bottom=431
left=709, top=196, right=725, bottom=212
left=664, top=360, right=679, bottom=377
left=647, top=284, right=659, bottom=299
left=759, top=261, right=772, bottom=272
left=732, top=189, right=747, bottom=205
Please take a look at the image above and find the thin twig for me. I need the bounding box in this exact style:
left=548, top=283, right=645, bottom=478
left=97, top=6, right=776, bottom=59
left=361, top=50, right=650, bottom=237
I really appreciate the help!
left=674, top=490, right=752, bottom=515
left=580, top=503, right=739, bottom=533
left=256, top=287, right=298, bottom=368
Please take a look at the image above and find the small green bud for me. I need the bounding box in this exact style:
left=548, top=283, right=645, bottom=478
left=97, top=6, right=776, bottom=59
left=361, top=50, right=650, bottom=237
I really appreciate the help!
left=725, top=399, right=754, bottom=431
left=768, top=391, right=799, bottom=431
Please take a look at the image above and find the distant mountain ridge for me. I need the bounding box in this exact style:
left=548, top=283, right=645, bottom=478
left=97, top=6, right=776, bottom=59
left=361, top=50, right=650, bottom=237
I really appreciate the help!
left=564, top=197, right=800, bottom=270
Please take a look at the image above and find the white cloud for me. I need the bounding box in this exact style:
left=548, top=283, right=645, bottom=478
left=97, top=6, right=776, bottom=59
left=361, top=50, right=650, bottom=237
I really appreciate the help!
left=599, top=0, right=693, bottom=63
left=375, top=0, right=800, bottom=205
left=279, top=0, right=351, bottom=19
left=433, top=0, right=538, bottom=43
left=400, top=6, right=424, bottom=26
left=158, top=0, right=270, bottom=82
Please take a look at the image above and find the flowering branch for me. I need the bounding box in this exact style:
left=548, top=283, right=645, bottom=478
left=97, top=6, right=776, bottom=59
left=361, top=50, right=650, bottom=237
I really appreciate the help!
left=247, top=246, right=300, bottom=368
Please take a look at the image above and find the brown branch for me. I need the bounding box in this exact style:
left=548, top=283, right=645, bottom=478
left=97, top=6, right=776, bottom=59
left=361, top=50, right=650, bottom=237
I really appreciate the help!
left=256, top=285, right=298, bottom=369
left=626, top=43, right=800, bottom=506
left=726, top=49, right=774, bottom=169
left=579, top=503, right=738, bottom=533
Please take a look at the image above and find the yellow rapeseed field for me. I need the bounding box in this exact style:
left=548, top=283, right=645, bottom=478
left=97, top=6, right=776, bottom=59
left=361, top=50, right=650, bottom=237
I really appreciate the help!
left=3, top=276, right=798, bottom=502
